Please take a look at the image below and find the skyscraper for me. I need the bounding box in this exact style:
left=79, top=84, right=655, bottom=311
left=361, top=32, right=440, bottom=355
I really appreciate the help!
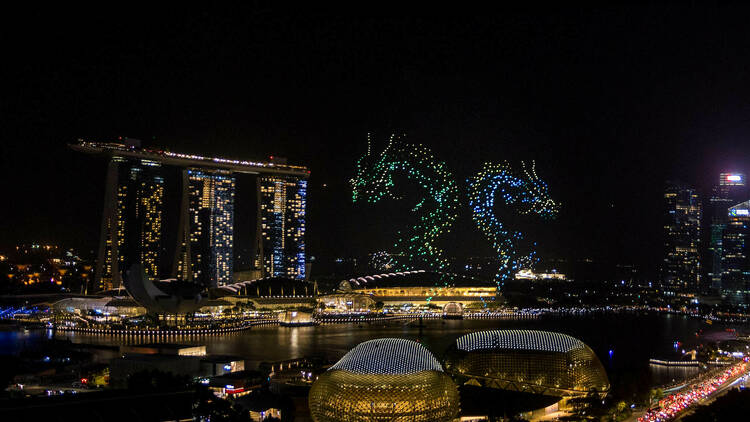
left=662, top=181, right=701, bottom=292
left=721, top=201, right=750, bottom=304
left=175, top=169, right=235, bottom=288
left=258, top=175, right=307, bottom=279
left=95, top=156, right=164, bottom=290
left=708, top=173, right=747, bottom=291
left=74, top=139, right=310, bottom=291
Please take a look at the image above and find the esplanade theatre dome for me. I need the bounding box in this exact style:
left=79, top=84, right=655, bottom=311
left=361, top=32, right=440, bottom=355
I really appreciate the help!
left=444, top=330, right=610, bottom=398
left=308, top=338, right=460, bottom=422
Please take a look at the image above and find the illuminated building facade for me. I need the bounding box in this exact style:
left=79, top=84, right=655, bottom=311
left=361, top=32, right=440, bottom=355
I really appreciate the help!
left=515, top=269, right=566, bottom=280
left=308, top=338, right=459, bottom=422
left=95, top=156, right=164, bottom=290
left=338, top=270, right=497, bottom=306
left=316, top=292, right=375, bottom=312
left=278, top=310, right=314, bottom=326
left=74, top=140, right=310, bottom=292
left=721, top=200, right=750, bottom=304
left=175, top=169, right=235, bottom=287
left=443, top=330, right=610, bottom=398
left=662, top=181, right=701, bottom=292
left=709, top=173, right=747, bottom=291
left=258, top=175, right=307, bottom=279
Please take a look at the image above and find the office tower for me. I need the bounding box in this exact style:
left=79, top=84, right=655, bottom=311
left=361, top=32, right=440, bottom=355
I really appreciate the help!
left=175, top=169, right=235, bottom=288
left=95, top=157, right=164, bottom=290
left=662, top=181, right=701, bottom=292
left=721, top=201, right=750, bottom=304
left=708, top=173, right=747, bottom=291
left=258, top=175, right=307, bottom=279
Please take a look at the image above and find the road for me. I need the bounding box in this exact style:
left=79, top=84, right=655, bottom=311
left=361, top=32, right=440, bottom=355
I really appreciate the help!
left=674, top=373, right=747, bottom=421
left=6, top=383, right=96, bottom=396
left=626, top=363, right=748, bottom=422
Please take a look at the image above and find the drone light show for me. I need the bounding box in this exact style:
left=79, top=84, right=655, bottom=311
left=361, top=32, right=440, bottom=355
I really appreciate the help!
left=468, top=161, right=558, bottom=287
left=351, top=134, right=460, bottom=271
left=352, top=135, right=557, bottom=293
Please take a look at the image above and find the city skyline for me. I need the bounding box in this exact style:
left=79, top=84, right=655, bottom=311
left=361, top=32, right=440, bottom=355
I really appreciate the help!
left=5, top=7, right=750, bottom=280
left=5, top=7, right=750, bottom=422
left=3, top=139, right=749, bottom=281
left=74, top=140, right=309, bottom=287
left=19, top=136, right=750, bottom=281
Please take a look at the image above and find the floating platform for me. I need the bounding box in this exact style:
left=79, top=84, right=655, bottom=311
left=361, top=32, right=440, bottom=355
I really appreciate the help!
left=649, top=359, right=702, bottom=367
left=442, top=314, right=464, bottom=320
left=279, top=321, right=318, bottom=327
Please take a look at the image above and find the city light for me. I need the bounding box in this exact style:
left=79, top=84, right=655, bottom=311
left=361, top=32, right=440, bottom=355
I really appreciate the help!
left=177, top=169, right=236, bottom=286
left=309, top=339, right=460, bottom=422
left=74, top=140, right=309, bottom=174
left=446, top=330, right=610, bottom=398
left=7, top=14, right=750, bottom=422
left=638, top=362, right=748, bottom=422
left=73, top=140, right=309, bottom=287
left=260, top=175, right=307, bottom=279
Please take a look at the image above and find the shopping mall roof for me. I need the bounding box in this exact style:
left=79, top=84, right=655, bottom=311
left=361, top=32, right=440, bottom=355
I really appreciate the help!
left=214, top=277, right=316, bottom=297
left=341, top=270, right=493, bottom=290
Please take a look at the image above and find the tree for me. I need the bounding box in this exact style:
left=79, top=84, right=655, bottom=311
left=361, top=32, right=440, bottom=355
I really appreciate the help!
left=605, top=400, right=631, bottom=422
left=242, top=301, right=256, bottom=310
left=649, top=388, right=663, bottom=406
left=616, top=401, right=627, bottom=412
left=127, top=369, right=192, bottom=392
left=193, top=385, right=251, bottom=422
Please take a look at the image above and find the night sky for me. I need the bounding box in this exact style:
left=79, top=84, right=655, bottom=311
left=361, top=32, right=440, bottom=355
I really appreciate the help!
left=4, top=5, right=750, bottom=278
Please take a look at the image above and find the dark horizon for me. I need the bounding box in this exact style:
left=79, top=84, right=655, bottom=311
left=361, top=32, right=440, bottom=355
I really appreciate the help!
left=4, top=6, right=750, bottom=279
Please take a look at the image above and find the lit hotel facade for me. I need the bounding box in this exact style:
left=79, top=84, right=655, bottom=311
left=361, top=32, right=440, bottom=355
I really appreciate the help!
left=259, top=175, right=307, bottom=279
left=175, top=169, right=236, bottom=288
left=72, top=140, right=309, bottom=291
left=94, top=156, right=165, bottom=291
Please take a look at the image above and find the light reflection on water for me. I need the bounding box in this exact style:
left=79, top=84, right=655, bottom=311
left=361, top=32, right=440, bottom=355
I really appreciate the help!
left=1, top=313, right=726, bottom=391
left=650, top=364, right=702, bottom=385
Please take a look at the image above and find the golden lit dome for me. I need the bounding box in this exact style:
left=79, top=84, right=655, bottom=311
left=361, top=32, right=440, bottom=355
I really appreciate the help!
left=309, top=338, right=460, bottom=422
left=444, top=330, right=610, bottom=398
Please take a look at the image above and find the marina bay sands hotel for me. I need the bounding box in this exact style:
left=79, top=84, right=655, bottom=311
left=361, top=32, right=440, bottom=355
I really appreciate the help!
left=71, top=139, right=309, bottom=291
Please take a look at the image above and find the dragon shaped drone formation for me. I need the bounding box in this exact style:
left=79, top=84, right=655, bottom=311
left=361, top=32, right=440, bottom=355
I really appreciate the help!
left=351, top=134, right=558, bottom=291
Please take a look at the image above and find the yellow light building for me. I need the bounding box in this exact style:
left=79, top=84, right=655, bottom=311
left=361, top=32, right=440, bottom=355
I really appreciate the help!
left=96, top=157, right=164, bottom=291
left=444, top=330, right=609, bottom=400
left=309, top=338, right=460, bottom=422
left=175, top=169, right=236, bottom=287
left=340, top=270, right=497, bottom=306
